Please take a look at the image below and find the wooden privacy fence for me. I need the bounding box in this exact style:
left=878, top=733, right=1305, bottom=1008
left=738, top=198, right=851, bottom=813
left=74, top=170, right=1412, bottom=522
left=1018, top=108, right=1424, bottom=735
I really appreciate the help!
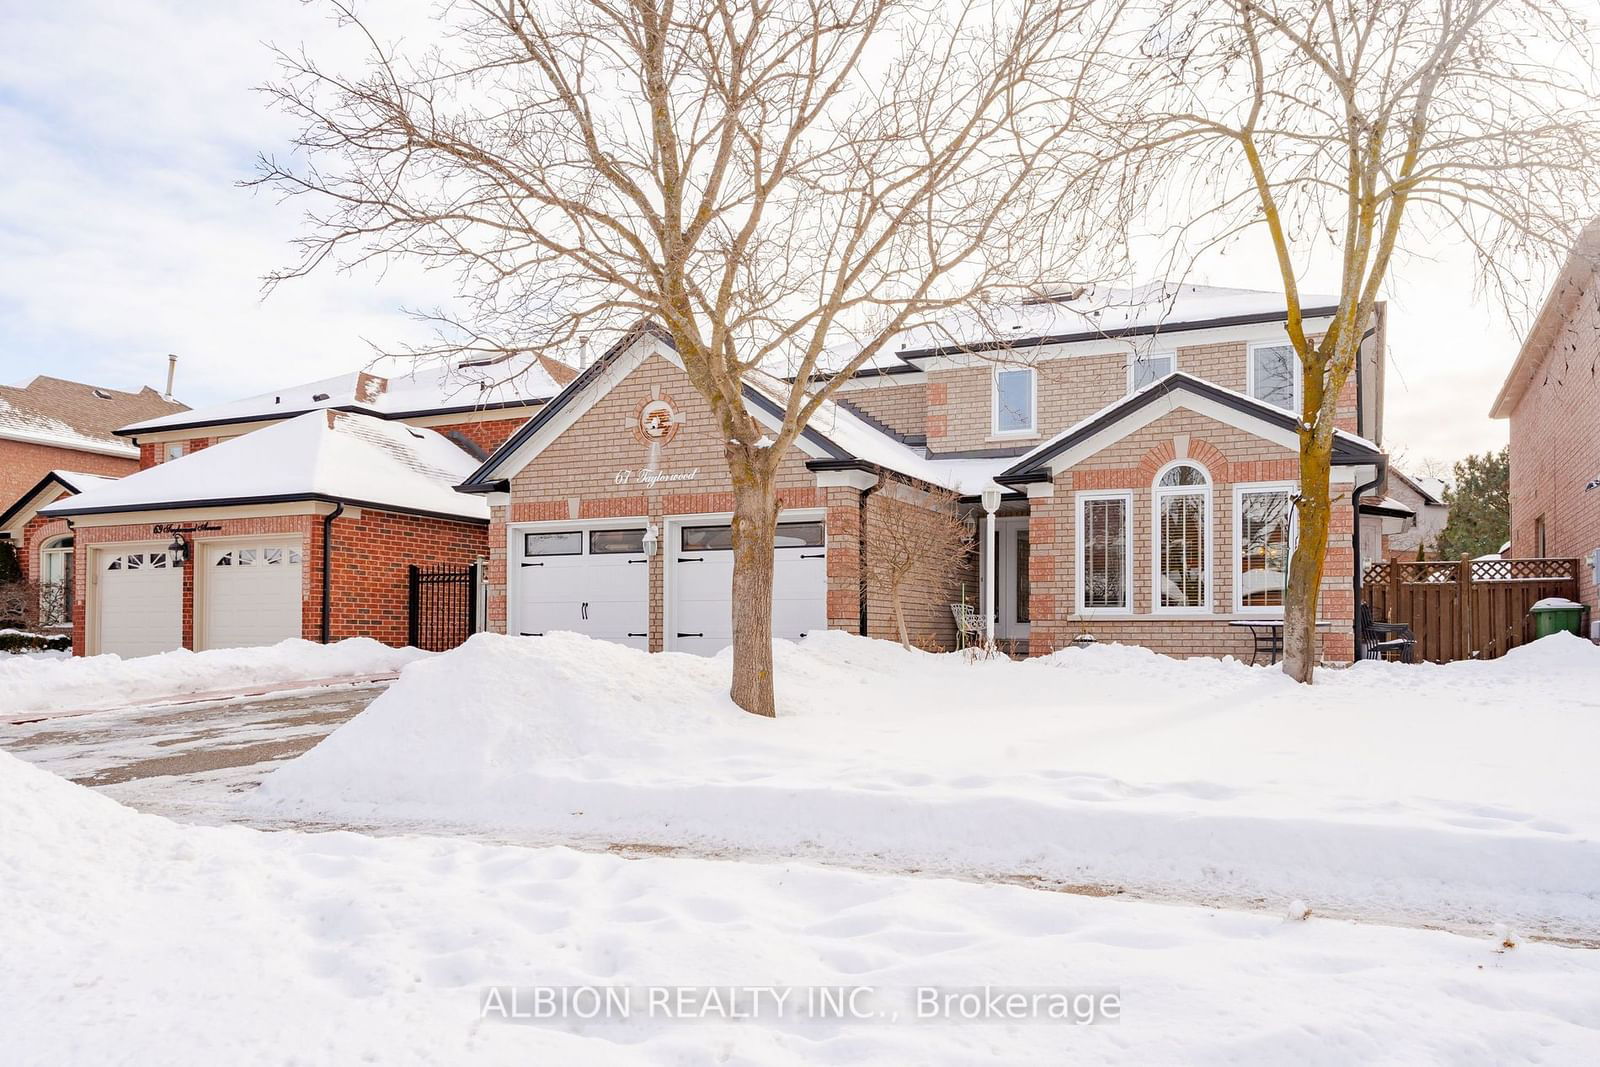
left=1362, top=557, right=1580, bottom=663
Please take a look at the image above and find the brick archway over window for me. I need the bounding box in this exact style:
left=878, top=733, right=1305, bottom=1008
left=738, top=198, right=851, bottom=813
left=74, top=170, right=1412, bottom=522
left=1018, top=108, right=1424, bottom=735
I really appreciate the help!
left=1136, top=437, right=1231, bottom=485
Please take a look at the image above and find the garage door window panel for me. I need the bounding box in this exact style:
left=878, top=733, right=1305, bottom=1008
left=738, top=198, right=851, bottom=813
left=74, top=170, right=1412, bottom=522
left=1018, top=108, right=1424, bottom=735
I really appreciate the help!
left=525, top=531, right=582, bottom=556
left=590, top=529, right=647, bottom=555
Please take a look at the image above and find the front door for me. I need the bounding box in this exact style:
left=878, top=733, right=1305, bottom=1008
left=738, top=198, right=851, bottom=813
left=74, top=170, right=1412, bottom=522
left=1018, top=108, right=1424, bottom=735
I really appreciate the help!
left=978, top=516, right=1032, bottom=641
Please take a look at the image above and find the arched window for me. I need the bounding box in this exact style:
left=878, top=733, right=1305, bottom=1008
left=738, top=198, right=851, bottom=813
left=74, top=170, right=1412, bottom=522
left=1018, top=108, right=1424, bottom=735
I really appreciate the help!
left=1153, top=462, right=1210, bottom=611
left=39, top=535, right=73, bottom=627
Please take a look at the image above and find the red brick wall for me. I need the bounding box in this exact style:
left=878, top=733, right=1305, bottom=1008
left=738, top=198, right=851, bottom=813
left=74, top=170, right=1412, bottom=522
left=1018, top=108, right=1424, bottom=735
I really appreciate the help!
left=431, top=416, right=531, bottom=456
left=0, top=439, right=138, bottom=505
left=68, top=508, right=486, bottom=654
left=1507, top=271, right=1600, bottom=616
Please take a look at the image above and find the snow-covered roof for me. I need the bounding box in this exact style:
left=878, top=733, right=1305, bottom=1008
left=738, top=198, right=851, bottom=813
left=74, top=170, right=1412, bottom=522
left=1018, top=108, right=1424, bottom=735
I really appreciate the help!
left=0, top=376, right=185, bottom=457
left=43, top=411, right=489, bottom=522
left=746, top=372, right=1010, bottom=496
left=997, top=372, right=1383, bottom=484
left=820, top=284, right=1340, bottom=373
left=116, top=353, right=575, bottom=437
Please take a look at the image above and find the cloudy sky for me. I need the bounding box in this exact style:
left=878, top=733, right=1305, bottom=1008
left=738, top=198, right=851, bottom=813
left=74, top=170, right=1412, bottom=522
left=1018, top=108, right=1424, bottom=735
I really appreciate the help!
left=0, top=1, right=1539, bottom=473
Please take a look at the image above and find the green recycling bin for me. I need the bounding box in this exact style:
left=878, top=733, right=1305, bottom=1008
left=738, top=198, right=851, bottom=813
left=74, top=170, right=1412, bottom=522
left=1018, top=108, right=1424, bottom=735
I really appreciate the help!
left=1530, top=598, right=1586, bottom=639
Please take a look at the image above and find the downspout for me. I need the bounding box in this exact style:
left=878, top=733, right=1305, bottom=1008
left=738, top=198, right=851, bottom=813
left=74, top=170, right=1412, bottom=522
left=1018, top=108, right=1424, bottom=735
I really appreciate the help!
left=1355, top=325, right=1377, bottom=440
left=859, top=472, right=887, bottom=636
left=1350, top=456, right=1387, bottom=653
left=320, top=502, right=345, bottom=643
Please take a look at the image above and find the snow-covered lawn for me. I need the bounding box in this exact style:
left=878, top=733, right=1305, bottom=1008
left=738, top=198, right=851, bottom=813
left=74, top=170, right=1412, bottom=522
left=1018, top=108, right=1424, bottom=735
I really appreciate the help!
left=251, top=631, right=1600, bottom=936
left=6, top=748, right=1600, bottom=1064
left=0, top=638, right=426, bottom=717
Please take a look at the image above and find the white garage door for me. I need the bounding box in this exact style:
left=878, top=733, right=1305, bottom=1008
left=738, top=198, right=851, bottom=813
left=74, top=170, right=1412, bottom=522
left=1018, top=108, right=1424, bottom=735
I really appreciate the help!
left=669, top=519, right=828, bottom=656
left=513, top=526, right=650, bottom=650
left=97, top=547, right=182, bottom=658
left=200, top=542, right=304, bottom=650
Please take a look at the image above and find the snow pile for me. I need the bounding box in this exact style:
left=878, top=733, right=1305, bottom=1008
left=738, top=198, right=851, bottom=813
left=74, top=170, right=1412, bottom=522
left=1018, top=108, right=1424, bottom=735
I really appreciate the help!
left=9, top=748, right=1600, bottom=1063
left=0, top=638, right=427, bottom=716
left=255, top=630, right=1600, bottom=934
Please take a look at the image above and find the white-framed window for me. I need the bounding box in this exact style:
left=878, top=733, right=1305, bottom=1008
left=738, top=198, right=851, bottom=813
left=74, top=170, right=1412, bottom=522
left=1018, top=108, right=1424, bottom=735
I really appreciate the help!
left=1247, top=342, right=1299, bottom=411
left=38, top=535, right=73, bottom=626
left=991, top=365, right=1036, bottom=436
left=1076, top=490, right=1132, bottom=614
left=1152, top=460, right=1211, bottom=613
left=1233, top=483, right=1297, bottom=613
left=165, top=442, right=186, bottom=461
left=1129, top=350, right=1175, bottom=393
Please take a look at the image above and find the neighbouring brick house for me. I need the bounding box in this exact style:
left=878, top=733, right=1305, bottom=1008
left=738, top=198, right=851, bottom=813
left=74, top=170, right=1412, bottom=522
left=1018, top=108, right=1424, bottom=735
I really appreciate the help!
left=26, top=354, right=572, bottom=656
left=1492, top=221, right=1600, bottom=632
left=0, top=375, right=185, bottom=629
left=460, top=286, right=1391, bottom=663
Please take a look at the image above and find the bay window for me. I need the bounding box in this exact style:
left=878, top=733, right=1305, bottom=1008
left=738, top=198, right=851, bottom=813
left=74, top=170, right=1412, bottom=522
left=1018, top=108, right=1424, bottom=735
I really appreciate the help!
left=1153, top=462, right=1210, bottom=611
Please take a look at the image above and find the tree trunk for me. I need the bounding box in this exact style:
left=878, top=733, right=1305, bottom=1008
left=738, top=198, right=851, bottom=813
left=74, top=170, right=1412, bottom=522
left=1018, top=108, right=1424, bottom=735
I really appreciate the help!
left=890, top=578, right=910, bottom=649
left=728, top=453, right=780, bottom=717
left=1282, top=436, right=1334, bottom=683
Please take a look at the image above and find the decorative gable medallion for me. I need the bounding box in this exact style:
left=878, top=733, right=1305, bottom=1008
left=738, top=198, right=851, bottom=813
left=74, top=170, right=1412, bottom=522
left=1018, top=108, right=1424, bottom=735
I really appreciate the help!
left=632, top=390, right=684, bottom=447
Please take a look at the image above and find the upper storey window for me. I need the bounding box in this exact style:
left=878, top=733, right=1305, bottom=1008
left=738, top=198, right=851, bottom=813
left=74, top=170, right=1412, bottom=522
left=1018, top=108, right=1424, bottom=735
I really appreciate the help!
left=1130, top=351, right=1175, bottom=392
left=1249, top=343, right=1298, bottom=411
left=992, top=366, right=1035, bottom=436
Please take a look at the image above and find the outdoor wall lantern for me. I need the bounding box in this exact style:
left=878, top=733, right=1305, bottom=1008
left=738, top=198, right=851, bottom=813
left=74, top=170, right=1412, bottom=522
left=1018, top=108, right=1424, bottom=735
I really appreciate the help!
left=166, top=531, right=190, bottom=567
left=642, top=524, right=660, bottom=558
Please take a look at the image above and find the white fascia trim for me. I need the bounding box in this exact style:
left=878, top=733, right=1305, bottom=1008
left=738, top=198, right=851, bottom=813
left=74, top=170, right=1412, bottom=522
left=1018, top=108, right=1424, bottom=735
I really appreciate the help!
left=831, top=370, right=928, bottom=391
left=0, top=427, right=138, bottom=458
left=814, top=469, right=879, bottom=491
left=1044, top=391, right=1302, bottom=476
left=1024, top=481, right=1055, bottom=499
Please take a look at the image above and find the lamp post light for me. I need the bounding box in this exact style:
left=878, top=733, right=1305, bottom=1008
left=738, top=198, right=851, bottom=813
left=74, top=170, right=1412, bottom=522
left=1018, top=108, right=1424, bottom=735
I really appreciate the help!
left=980, top=486, right=1002, bottom=647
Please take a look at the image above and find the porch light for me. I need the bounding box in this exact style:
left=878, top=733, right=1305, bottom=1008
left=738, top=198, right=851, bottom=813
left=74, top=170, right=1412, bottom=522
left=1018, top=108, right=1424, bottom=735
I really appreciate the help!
left=642, top=524, right=660, bottom=558
left=980, top=486, right=1001, bottom=647
left=981, top=486, right=1003, bottom=515
left=167, top=531, right=189, bottom=567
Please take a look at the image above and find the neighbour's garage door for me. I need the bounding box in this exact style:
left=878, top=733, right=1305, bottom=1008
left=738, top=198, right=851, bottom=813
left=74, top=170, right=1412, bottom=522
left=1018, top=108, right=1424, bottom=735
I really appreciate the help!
left=97, top=547, right=182, bottom=658
left=669, top=519, right=827, bottom=656
left=513, top=526, right=650, bottom=650
left=200, top=542, right=304, bottom=650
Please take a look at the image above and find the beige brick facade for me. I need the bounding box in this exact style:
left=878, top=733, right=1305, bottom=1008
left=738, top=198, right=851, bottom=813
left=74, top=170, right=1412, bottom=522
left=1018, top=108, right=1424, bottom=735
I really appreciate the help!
left=835, top=379, right=928, bottom=439
left=1024, top=408, right=1357, bottom=663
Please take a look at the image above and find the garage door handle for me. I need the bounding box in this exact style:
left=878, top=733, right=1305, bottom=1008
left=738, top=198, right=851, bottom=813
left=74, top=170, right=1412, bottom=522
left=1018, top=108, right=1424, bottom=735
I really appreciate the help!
left=628, top=632, right=647, bottom=638
left=581, top=602, right=588, bottom=620
left=628, top=558, right=647, bottom=564
left=677, top=556, right=704, bottom=563
left=520, top=631, right=544, bottom=636
left=521, top=561, right=544, bottom=567
left=800, top=552, right=825, bottom=559
left=676, top=631, right=704, bottom=638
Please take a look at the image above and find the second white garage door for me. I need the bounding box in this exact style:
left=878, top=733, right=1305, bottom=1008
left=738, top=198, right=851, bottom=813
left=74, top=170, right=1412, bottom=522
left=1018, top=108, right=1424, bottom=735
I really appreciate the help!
left=669, top=519, right=828, bottom=656
left=97, top=546, right=182, bottom=658
left=200, top=542, right=304, bottom=650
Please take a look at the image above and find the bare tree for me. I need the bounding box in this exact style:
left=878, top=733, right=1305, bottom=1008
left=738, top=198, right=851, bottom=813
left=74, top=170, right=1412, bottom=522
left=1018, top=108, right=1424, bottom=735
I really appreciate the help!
left=1081, top=0, right=1600, bottom=681
left=860, top=479, right=973, bottom=648
left=254, top=0, right=1110, bottom=715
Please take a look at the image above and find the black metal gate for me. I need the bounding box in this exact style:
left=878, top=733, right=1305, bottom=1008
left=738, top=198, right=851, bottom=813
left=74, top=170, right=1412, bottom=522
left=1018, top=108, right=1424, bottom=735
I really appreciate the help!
left=407, top=562, right=479, bottom=651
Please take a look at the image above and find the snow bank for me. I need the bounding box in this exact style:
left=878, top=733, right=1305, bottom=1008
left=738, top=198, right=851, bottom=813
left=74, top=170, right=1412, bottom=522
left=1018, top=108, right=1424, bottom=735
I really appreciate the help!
left=0, top=638, right=427, bottom=716
left=10, top=749, right=1600, bottom=1063
left=255, top=631, right=1600, bottom=934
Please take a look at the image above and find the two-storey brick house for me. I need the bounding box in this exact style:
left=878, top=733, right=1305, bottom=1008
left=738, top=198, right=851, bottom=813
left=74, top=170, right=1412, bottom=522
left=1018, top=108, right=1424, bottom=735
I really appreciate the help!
left=461, top=286, right=1389, bottom=663
left=1492, top=221, right=1600, bottom=632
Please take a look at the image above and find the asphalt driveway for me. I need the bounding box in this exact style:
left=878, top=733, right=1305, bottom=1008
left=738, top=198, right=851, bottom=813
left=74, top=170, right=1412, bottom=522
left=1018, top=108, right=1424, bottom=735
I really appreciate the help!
left=0, top=683, right=385, bottom=823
